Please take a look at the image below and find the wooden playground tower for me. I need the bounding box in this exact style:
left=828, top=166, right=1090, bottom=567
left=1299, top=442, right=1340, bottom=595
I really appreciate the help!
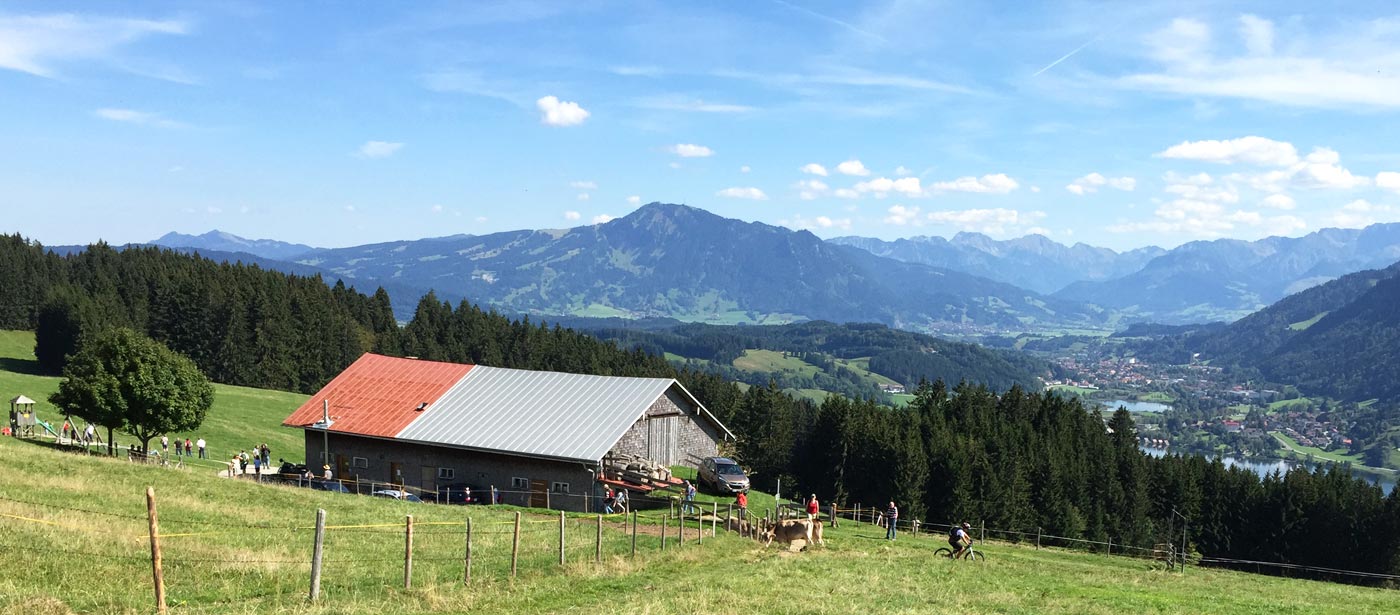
left=8, top=395, right=38, bottom=438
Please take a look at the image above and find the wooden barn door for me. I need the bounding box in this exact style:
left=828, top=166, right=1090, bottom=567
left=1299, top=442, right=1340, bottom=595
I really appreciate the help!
left=529, top=479, right=549, bottom=508
left=648, top=415, right=680, bottom=465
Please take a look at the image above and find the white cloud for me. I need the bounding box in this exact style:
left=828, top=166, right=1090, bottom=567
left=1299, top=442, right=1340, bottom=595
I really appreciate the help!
left=1118, top=15, right=1400, bottom=109
left=668, top=143, right=714, bottom=158
left=1108, top=198, right=1308, bottom=237
left=926, top=208, right=1046, bottom=235
left=576, top=193, right=590, bottom=201
left=536, top=95, right=589, bottom=126
left=1292, top=148, right=1368, bottom=189
left=563, top=211, right=581, bottom=221
left=344, top=205, right=356, bottom=212
left=1377, top=172, right=1400, bottom=193
left=884, top=205, right=923, bottom=226
left=0, top=14, right=188, bottom=78
left=716, top=187, right=768, bottom=200
left=833, top=188, right=860, bottom=199
left=931, top=174, right=1019, bottom=194
left=1239, top=14, right=1274, bottom=56
left=1158, top=136, right=1298, bottom=166
left=592, top=214, right=616, bottom=224
left=1163, top=171, right=1215, bottom=186
left=570, top=181, right=598, bottom=190
left=94, top=107, right=187, bottom=128
left=1030, top=186, right=1041, bottom=193
left=740, top=165, right=751, bottom=174
left=206, top=206, right=222, bottom=215
left=635, top=95, right=755, bottom=113
left=783, top=214, right=852, bottom=231
left=1260, top=194, right=1296, bottom=210
left=894, top=166, right=913, bottom=177
left=627, top=195, right=642, bottom=205
left=801, top=163, right=829, bottom=176
left=357, top=140, right=404, bottom=158
left=795, top=179, right=830, bottom=200
left=1164, top=182, right=1239, bottom=203
left=854, top=176, right=923, bottom=197
left=836, top=159, right=870, bottom=176
left=1322, top=199, right=1399, bottom=229
left=475, top=216, right=489, bottom=223
left=431, top=204, right=444, bottom=213
left=1066, top=172, right=1136, bottom=195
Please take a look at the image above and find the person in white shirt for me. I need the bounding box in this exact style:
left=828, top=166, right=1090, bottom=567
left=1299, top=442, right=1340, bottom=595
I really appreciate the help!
left=196, top=438, right=207, bottom=459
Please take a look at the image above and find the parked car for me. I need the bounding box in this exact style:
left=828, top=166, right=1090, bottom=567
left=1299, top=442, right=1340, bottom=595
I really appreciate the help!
left=436, top=483, right=487, bottom=505
left=372, top=489, right=424, bottom=503
left=697, top=456, right=750, bottom=494
left=309, top=479, right=350, bottom=493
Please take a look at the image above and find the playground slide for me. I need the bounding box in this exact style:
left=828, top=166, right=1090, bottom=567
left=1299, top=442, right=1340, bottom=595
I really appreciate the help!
left=37, top=420, right=60, bottom=438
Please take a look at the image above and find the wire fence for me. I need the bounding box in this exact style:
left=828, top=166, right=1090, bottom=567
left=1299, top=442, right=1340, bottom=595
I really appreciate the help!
left=0, top=485, right=767, bottom=612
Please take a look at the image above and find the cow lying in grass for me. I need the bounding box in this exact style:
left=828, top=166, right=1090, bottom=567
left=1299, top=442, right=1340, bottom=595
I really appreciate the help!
left=761, top=518, right=825, bottom=550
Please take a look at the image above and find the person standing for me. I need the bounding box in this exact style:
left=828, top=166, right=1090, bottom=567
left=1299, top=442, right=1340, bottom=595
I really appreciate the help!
left=160, top=435, right=169, bottom=457
left=322, top=464, right=333, bottom=480
left=185, top=438, right=192, bottom=457
left=736, top=490, right=748, bottom=522
left=806, top=494, right=820, bottom=521
left=614, top=487, right=628, bottom=514
left=885, top=500, right=898, bottom=540
left=251, top=453, right=262, bottom=479
left=238, top=450, right=249, bottom=474
left=260, top=443, right=270, bottom=468
left=196, top=437, right=206, bottom=459
left=682, top=480, right=698, bottom=515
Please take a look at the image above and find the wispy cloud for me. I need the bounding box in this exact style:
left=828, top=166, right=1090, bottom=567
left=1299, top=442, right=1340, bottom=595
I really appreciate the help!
left=0, top=13, right=189, bottom=79
left=94, top=108, right=185, bottom=128
left=635, top=95, right=756, bottom=113
left=357, top=141, right=404, bottom=158
left=1117, top=15, right=1400, bottom=109
left=1033, top=33, right=1103, bottom=77
left=770, top=0, right=886, bottom=44
left=716, top=187, right=768, bottom=200
left=668, top=143, right=714, bottom=158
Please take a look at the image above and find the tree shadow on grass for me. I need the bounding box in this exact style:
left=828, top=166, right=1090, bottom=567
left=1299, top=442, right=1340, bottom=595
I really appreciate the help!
left=0, top=357, right=46, bottom=376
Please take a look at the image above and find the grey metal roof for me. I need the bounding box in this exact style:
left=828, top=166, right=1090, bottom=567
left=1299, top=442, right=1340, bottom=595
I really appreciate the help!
left=396, top=365, right=696, bottom=463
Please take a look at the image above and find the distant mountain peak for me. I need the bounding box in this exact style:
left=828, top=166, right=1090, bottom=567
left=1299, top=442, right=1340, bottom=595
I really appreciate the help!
left=150, top=230, right=320, bottom=261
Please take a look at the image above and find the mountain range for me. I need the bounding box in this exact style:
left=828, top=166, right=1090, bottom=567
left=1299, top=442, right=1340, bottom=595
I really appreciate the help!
left=828, top=233, right=1165, bottom=295
left=145, top=204, right=1400, bottom=330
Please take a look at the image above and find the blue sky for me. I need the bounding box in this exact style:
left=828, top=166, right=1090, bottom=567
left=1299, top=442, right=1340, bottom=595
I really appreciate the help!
left=6, top=1, right=1400, bottom=251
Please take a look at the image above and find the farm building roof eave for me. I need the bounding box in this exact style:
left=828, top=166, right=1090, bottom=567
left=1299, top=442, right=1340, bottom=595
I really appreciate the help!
left=670, top=378, right=734, bottom=441
left=301, top=428, right=608, bottom=466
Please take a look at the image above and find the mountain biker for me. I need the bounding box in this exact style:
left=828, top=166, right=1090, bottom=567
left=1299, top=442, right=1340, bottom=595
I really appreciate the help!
left=950, top=522, right=973, bottom=559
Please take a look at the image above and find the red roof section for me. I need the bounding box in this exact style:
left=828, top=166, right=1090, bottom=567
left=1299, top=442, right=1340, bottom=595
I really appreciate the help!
left=282, top=353, right=474, bottom=438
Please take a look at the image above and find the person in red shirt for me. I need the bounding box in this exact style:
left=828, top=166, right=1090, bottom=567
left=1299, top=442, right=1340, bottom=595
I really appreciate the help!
left=806, top=493, right=820, bottom=520
left=736, top=490, right=748, bottom=522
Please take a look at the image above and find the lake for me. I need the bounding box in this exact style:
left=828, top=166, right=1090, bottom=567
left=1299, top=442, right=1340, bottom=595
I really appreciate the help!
left=1141, top=446, right=1395, bottom=494
left=1101, top=399, right=1172, bottom=413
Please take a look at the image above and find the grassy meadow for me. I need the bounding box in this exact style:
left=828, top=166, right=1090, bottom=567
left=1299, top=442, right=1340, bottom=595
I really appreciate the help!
left=2, top=329, right=1399, bottom=613
left=3, top=436, right=1399, bottom=614
left=0, top=330, right=308, bottom=468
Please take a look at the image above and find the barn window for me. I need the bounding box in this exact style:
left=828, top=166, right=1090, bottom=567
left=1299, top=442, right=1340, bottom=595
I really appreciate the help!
left=511, top=477, right=528, bottom=490
left=551, top=482, right=570, bottom=494
left=352, top=457, right=369, bottom=469
left=438, top=467, right=455, bottom=480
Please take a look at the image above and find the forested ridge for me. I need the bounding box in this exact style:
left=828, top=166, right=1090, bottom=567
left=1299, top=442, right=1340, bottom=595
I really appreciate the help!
left=4, top=233, right=1399, bottom=582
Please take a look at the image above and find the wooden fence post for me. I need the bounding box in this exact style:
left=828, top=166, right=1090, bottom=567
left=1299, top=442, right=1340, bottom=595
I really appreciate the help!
left=677, top=509, right=684, bottom=546
left=558, top=510, right=566, bottom=566
left=145, top=486, right=167, bottom=615
left=464, top=517, right=472, bottom=585
left=1036, top=527, right=1041, bottom=550
left=511, top=512, right=521, bottom=578
left=854, top=503, right=860, bottom=524
left=595, top=515, right=603, bottom=564
left=404, top=515, right=414, bottom=590
left=980, top=520, right=985, bottom=544
left=631, top=510, right=638, bottom=557
left=727, top=503, right=733, bottom=532
left=309, top=508, right=326, bottom=601
left=711, top=502, right=718, bottom=537
left=697, top=509, right=703, bottom=546
left=661, top=515, right=667, bottom=550
left=1107, top=536, right=1113, bottom=556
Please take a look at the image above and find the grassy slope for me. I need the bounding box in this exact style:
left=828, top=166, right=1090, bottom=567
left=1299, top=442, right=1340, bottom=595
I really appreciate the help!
left=1270, top=431, right=1366, bottom=465
left=0, top=331, right=308, bottom=467
left=731, top=349, right=821, bottom=377
left=2, top=438, right=1398, bottom=614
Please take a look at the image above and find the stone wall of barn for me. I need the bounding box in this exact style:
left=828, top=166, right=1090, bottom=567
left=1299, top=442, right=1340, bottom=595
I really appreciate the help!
left=609, top=386, right=724, bottom=468
left=303, top=431, right=601, bottom=512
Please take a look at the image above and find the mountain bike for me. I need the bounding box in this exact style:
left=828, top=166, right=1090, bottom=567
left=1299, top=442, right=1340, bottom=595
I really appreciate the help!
left=934, top=542, right=985, bottom=562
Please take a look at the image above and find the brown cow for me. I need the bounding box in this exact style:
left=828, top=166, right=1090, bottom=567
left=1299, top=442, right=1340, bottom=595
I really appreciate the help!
left=761, top=519, right=825, bottom=549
